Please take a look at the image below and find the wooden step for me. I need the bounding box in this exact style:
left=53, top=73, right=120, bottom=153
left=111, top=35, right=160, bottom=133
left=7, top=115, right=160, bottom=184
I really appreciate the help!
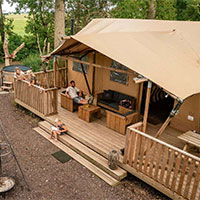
left=33, top=127, right=120, bottom=187
left=39, top=121, right=127, bottom=181
left=1, top=86, right=12, bottom=91
left=44, top=115, right=125, bottom=161
left=3, top=81, right=13, bottom=85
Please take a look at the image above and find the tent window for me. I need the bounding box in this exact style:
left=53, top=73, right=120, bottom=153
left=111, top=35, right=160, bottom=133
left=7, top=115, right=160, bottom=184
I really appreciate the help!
left=110, top=60, right=128, bottom=85
left=73, top=54, right=88, bottom=74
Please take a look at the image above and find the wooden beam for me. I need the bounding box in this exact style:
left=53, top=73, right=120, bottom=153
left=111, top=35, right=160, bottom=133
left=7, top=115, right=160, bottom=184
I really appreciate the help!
left=61, top=36, right=71, bottom=40
left=137, top=82, right=144, bottom=114
left=142, top=81, right=152, bottom=133
left=133, top=77, right=148, bottom=84
left=67, top=57, right=135, bottom=75
left=155, top=100, right=183, bottom=138
left=155, top=116, right=172, bottom=138
left=65, top=59, right=68, bottom=87
left=53, top=56, right=57, bottom=87
left=92, top=52, right=96, bottom=95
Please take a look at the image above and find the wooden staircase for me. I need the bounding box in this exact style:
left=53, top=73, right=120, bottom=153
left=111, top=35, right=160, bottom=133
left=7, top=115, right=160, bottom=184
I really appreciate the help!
left=1, top=81, right=13, bottom=91
left=33, top=120, right=127, bottom=186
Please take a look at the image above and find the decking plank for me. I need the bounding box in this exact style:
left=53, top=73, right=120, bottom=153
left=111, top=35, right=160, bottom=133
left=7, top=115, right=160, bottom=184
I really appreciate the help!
left=34, top=127, right=120, bottom=187
left=38, top=121, right=127, bottom=181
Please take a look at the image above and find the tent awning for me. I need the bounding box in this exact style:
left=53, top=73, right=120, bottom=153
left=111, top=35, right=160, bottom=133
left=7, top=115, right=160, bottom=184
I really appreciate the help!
left=47, top=19, right=200, bottom=100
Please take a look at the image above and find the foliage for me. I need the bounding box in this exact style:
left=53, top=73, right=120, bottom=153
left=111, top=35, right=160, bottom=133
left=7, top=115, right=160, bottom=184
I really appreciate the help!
left=176, top=0, right=200, bottom=21
left=155, top=0, right=176, bottom=20
left=66, top=0, right=112, bottom=34
left=110, top=0, right=149, bottom=19
left=22, top=54, right=42, bottom=72
left=7, top=0, right=55, bottom=51
left=110, top=0, right=177, bottom=20
left=1, top=0, right=199, bottom=66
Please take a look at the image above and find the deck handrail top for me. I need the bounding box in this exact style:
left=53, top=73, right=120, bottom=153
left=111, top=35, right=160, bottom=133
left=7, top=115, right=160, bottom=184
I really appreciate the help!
left=34, top=67, right=66, bottom=75
left=14, top=78, right=57, bottom=92
left=129, top=126, right=200, bottom=162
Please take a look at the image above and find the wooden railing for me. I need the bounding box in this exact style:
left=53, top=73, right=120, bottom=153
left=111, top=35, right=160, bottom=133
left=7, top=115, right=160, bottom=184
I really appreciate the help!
left=124, top=122, right=200, bottom=200
left=34, top=67, right=67, bottom=88
left=14, top=79, right=58, bottom=116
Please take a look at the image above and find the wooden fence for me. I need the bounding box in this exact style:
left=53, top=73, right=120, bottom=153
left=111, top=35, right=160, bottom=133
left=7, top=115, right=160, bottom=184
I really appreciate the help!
left=124, top=122, right=200, bottom=200
left=14, top=79, right=58, bottom=116
left=34, top=67, right=67, bottom=88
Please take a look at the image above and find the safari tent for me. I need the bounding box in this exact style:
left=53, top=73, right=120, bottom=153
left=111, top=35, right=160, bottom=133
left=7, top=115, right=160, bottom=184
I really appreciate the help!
left=14, top=19, right=200, bottom=200
left=46, top=18, right=200, bottom=133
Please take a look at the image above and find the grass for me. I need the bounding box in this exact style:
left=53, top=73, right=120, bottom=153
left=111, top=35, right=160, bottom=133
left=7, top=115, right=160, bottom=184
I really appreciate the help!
left=7, top=14, right=27, bottom=36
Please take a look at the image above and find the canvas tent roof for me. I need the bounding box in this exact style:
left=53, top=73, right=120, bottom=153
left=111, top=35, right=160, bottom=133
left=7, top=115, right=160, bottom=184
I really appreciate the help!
left=48, top=18, right=200, bottom=100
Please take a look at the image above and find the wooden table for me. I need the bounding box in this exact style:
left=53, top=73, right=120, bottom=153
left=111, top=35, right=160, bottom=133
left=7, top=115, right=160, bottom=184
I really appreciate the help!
left=178, top=131, right=200, bottom=151
left=78, top=105, right=101, bottom=122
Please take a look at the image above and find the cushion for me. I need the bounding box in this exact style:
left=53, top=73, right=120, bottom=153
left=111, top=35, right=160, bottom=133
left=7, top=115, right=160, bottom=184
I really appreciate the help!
left=112, top=91, right=120, bottom=102
left=98, top=99, right=119, bottom=110
left=102, top=90, right=113, bottom=102
left=118, top=93, right=133, bottom=103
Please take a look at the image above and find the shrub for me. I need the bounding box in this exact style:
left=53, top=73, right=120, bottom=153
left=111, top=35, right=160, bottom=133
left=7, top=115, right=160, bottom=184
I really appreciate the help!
left=22, top=54, right=42, bottom=72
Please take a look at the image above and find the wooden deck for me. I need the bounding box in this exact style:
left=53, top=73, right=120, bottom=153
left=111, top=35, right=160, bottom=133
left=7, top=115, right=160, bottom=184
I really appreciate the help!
left=45, top=101, right=126, bottom=159
left=15, top=91, right=200, bottom=199
left=43, top=93, right=186, bottom=159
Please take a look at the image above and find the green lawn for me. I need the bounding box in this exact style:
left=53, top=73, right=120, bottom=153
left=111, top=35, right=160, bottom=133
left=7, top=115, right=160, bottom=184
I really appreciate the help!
left=7, top=14, right=27, bottom=36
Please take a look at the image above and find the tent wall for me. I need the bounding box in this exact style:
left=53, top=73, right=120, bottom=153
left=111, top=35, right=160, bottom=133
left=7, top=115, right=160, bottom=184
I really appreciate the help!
left=170, top=94, right=200, bottom=132
left=67, top=52, right=139, bottom=103
left=67, top=53, right=94, bottom=94
left=94, top=53, right=139, bottom=98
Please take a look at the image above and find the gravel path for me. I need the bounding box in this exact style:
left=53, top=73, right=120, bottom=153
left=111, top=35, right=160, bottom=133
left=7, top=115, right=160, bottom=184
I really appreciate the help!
left=0, top=94, right=169, bottom=200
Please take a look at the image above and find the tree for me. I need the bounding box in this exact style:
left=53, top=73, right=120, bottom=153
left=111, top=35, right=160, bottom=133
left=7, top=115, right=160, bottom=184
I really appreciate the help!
left=0, top=0, right=4, bottom=42
left=155, top=0, right=176, bottom=20
left=147, top=0, right=156, bottom=19
left=110, top=0, right=176, bottom=20
left=54, top=0, right=65, bottom=48
left=110, top=0, right=149, bottom=19
left=66, top=0, right=112, bottom=34
left=7, top=0, right=55, bottom=53
left=176, top=0, right=200, bottom=21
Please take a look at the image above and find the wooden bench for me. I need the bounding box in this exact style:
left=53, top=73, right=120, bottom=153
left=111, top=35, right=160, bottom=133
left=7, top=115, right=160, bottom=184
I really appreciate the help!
left=178, top=131, right=200, bottom=151
left=106, top=106, right=139, bottom=135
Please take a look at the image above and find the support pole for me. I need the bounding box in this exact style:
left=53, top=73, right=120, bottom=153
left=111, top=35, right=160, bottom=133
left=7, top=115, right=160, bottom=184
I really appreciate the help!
left=80, top=63, right=92, bottom=95
left=53, top=56, right=57, bottom=87
left=80, top=53, right=92, bottom=95
left=155, top=99, right=183, bottom=138
left=92, top=52, right=96, bottom=95
left=137, top=82, right=144, bottom=114
left=142, top=81, right=152, bottom=133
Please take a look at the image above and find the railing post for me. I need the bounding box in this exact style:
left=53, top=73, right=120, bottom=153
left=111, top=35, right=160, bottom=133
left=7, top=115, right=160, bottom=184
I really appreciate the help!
left=53, top=56, right=57, bottom=88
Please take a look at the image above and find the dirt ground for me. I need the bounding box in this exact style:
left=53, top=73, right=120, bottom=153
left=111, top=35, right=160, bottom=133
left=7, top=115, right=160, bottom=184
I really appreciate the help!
left=0, top=93, right=169, bottom=200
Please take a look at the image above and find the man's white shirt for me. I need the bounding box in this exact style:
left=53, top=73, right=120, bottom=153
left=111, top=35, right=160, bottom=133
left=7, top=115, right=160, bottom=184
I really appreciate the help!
left=66, top=86, right=79, bottom=98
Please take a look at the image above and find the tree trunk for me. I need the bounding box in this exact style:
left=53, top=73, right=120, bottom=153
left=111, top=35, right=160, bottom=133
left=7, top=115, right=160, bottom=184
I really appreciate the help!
left=0, top=0, right=4, bottom=43
left=147, top=0, right=156, bottom=19
left=54, top=0, right=65, bottom=48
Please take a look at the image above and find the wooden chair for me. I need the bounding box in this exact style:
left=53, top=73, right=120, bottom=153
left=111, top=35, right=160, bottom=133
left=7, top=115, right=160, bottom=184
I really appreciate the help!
left=106, top=109, right=139, bottom=135
left=60, top=91, right=78, bottom=112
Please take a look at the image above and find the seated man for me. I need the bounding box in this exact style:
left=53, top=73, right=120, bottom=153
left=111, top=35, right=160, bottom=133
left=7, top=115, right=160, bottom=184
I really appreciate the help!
left=65, top=80, right=88, bottom=105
